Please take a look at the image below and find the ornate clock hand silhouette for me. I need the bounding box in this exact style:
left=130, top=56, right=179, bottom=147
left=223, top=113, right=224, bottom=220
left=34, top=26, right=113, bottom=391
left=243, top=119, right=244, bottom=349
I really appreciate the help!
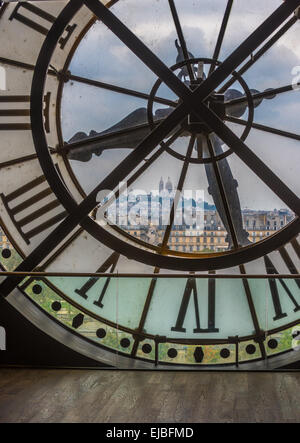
left=175, top=39, right=198, bottom=81
left=64, top=38, right=276, bottom=249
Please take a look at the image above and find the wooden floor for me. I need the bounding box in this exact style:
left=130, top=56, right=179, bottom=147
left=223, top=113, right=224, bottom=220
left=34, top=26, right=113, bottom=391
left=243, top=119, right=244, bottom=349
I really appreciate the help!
left=0, top=369, right=299, bottom=423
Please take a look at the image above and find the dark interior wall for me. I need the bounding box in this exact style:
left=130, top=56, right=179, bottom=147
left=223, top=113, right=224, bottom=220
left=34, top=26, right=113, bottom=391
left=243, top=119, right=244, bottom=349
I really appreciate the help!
left=279, top=360, right=300, bottom=370
left=0, top=297, right=111, bottom=368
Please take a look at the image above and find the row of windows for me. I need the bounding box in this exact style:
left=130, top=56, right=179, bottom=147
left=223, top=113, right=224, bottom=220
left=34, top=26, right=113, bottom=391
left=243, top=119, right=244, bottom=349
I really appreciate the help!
left=129, top=230, right=274, bottom=238
left=170, top=237, right=225, bottom=244
left=172, top=245, right=227, bottom=252
left=173, top=231, right=222, bottom=237
left=245, top=220, right=285, bottom=228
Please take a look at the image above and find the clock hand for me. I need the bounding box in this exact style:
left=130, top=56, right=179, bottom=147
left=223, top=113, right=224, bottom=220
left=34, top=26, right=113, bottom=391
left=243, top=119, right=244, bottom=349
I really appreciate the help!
left=203, top=135, right=250, bottom=248
left=193, top=69, right=248, bottom=248
left=65, top=0, right=298, bottom=164
left=65, top=38, right=198, bottom=162
left=175, top=39, right=198, bottom=82
left=225, top=87, right=277, bottom=118
left=169, top=0, right=196, bottom=82
left=65, top=108, right=175, bottom=162
left=66, top=108, right=155, bottom=162
left=225, top=116, right=300, bottom=142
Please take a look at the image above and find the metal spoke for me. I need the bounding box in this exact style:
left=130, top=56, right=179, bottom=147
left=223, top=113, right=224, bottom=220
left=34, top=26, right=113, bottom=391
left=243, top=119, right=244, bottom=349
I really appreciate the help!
left=208, top=0, right=234, bottom=76
left=131, top=267, right=160, bottom=357
left=83, top=0, right=190, bottom=103
left=219, top=15, right=298, bottom=93
left=206, top=136, right=239, bottom=249
left=168, top=0, right=195, bottom=81
left=0, top=56, right=176, bottom=107
left=68, top=73, right=176, bottom=108
left=208, top=137, right=267, bottom=359
left=239, top=263, right=267, bottom=359
left=226, top=116, right=300, bottom=142
left=0, top=105, right=189, bottom=297
left=129, top=131, right=185, bottom=358
left=114, top=129, right=185, bottom=358
left=83, top=0, right=300, bottom=120
left=160, top=135, right=196, bottom=250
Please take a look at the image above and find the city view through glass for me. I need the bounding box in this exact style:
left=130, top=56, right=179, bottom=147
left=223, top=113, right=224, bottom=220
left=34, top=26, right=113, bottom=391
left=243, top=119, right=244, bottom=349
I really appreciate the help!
left=59, top=0, right=299, bottom=256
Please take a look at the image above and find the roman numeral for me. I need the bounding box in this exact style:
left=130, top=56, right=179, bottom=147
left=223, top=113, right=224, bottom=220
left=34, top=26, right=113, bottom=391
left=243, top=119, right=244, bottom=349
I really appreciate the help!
left=0, top=95, right=30, bottom=130
left=75, top=252, right=120, bottom=308
left=171, top=275, right=219, bottom=333
left=264, top=255, right=300, bottom=321
left=43, top=92, right=51, bottom=133
left=0, top=94, right=51, bottom=131
left=0, top=175, right=67, bottom=244
left=279, top=245, right=300, bottom=290
left=9, top=3, right=76, bottom=49
left=291, top=238, right=300, bottom=259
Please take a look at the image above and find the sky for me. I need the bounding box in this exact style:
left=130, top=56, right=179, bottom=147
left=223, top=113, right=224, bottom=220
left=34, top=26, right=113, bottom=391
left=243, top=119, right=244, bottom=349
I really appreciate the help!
left=61, top=0, right=300, bottom=211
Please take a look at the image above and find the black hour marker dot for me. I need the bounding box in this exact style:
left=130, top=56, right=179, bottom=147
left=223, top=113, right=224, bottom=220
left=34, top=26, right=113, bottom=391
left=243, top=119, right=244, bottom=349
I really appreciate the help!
left=167, top=348, right=178, bottom=359
left=96, top=328, right=106, bottom=339
left=220, top=348, right=230, bottom=359
left=120, top=338, right=130, bottom=348
left=194, top=347, right=204, bottom=363
left=142, top=344, right=152, bottom=354
left=268, top=339, right=278, bottom=350
left=51, top=301, right=61, bottom=312
left=1, top=249, right=11, bottom=259
left=246, top=344, right=256, bottom=355
left=32, top=284, right=42, bottom=295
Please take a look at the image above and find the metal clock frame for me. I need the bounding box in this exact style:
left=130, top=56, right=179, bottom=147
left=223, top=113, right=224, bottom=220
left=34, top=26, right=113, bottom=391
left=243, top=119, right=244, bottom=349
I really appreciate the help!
left=2, top=0, right=295, bottom=289
left=1, top=0, right=300, bottom=369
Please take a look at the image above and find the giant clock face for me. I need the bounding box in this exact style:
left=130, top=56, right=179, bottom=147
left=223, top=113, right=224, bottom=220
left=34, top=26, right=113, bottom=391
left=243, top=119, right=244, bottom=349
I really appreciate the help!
left=0, top=0, right=300, bottom=368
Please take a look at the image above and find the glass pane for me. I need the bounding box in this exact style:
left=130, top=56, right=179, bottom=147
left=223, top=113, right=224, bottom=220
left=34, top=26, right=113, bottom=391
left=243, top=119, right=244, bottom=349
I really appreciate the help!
left=49, top=276, right=151, bottom=330
left=144, top=278, right=254, bottom=339
left=219, top=0, right=282, bottom=61
left=224, top=153, right=295, bottom=241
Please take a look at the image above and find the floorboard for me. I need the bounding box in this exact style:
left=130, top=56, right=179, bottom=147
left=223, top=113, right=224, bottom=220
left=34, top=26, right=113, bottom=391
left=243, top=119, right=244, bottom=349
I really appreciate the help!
left=0, top=369, right=299, bottom=423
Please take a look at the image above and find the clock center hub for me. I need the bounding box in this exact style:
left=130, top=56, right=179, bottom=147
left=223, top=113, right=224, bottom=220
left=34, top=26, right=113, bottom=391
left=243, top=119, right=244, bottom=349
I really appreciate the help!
left=184, top=81, right=226, bottom=135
